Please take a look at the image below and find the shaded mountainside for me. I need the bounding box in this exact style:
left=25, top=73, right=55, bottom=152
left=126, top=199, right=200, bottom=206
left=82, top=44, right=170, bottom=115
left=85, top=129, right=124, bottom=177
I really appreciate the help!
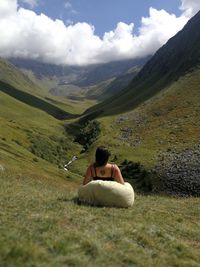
left=73, top=57, right=150, bottom=87
left=84, top=67, right=142, bottom=102
left=85, top=11, right=200, bottom=117
left=0, top=81, right=72, bottom=120
left=0, top=58, right=78, bottom=119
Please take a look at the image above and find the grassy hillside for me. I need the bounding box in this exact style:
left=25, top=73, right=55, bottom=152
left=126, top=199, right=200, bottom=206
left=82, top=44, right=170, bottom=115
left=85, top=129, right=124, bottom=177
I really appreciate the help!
left=0, top=89, right=83, bottom=179
left=73, top=67, right=200, bottom=166
left=0, top=57, right=96, bottom=117
left=0, top=57, right=41, bottom=95
left=0, top=81, right=74, bottom=120
left=1, top=169, right=200, bottom=267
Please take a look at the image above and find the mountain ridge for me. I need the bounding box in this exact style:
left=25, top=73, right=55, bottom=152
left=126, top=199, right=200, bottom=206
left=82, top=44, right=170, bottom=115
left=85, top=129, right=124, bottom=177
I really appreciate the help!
left=8, top=57, right=150, bottom=101
left=84, top=11, right=200, bottom=117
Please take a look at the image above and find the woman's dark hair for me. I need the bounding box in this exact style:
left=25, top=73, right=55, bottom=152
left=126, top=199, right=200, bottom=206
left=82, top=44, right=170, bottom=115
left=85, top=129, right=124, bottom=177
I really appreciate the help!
left=95, top=146, right=111, bottom=167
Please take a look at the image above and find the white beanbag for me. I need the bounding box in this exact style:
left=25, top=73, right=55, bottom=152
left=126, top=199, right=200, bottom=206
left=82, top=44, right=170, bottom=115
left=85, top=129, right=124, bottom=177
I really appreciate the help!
left=78, top=181, right=134, bottom=208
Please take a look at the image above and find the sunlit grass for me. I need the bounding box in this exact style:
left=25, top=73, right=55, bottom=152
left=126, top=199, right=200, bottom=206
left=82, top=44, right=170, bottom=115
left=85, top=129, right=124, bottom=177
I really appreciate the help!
left=83, top=69, right=200, bottom=169
left=0, top=170, right=200, bottom=267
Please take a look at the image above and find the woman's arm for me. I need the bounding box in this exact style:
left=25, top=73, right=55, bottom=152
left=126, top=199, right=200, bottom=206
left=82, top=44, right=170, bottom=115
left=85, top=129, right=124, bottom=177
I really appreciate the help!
left=113, top=165, right=125, bottom=184
left=82, top=166, right=92, bottom=185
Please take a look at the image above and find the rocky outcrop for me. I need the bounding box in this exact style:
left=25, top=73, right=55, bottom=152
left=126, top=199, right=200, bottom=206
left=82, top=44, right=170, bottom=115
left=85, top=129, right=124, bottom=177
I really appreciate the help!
left=152, top=144, right=200, bottom=196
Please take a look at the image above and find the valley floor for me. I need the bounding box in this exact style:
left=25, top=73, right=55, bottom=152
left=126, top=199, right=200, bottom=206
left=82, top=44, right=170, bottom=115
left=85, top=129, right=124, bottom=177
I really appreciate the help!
left=0, top=170, right=200, bottom=267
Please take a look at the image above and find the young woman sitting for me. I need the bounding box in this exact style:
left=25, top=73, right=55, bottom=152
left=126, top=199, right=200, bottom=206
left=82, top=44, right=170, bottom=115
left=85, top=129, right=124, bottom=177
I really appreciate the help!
left=83, top=146, right=125, bottom=185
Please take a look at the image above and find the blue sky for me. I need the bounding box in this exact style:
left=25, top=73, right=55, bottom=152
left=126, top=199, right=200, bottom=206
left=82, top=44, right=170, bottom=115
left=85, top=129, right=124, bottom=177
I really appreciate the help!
left=23, top=0, right=182, bottom=36
left=0, top=0, right=199, bottom=65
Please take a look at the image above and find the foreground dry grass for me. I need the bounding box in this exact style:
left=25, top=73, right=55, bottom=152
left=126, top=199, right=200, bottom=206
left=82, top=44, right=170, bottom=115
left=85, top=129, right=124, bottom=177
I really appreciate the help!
left=0, top=170, right=200, bottom=267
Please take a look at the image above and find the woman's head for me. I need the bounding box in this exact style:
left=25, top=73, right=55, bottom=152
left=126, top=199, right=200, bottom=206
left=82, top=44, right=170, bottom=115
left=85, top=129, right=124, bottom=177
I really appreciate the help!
left=95, top=146, right=111, bottom=167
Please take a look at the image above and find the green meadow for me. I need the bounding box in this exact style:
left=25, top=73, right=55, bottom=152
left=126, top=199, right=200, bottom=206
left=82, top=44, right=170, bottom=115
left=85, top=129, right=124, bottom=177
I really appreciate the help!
left=1, top=55, right=200, bottom=266
left=1, top=170, right=200, bottom=267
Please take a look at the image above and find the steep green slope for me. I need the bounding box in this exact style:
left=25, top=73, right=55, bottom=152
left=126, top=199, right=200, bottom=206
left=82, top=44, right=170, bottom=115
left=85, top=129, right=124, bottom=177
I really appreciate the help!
left=0, top=81, right=73, bottom=120
left=85, top=11, right=200, bottom=117
left=0, top=57, right=41, bottom=95
left=93, top=68, right=200, bottom=165
left=0, top=90, right=81, bottom=176
left=0, top=58, right=89, bottom=118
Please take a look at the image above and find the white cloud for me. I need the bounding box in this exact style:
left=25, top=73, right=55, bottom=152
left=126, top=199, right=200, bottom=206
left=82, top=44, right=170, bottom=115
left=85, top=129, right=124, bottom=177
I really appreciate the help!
left=93, top=9, right=189, bottom=63
left=0, top=0, right=18, bottom=17
left=20, top=0, right=38, bottom=9
left=0, top=0, right=199, bottom=65
left=180, top=0, right=200, bottom=17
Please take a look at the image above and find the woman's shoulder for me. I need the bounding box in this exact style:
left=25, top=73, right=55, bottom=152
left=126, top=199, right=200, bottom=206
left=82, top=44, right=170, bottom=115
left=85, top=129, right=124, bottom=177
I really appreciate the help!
left=107, top=163, right=119, bottom=169
left=89, top=163, right=119, bottom=169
